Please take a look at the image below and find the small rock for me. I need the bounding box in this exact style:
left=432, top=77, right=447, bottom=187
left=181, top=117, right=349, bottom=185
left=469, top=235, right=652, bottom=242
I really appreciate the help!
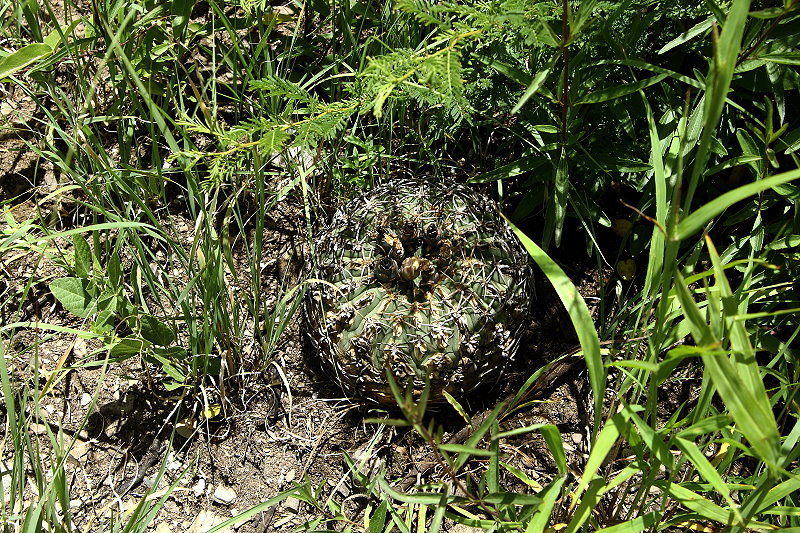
left=189, top=510, right=232, bottom=533
left=213, top=485, right=237, bottom=505
left=284, top=469, right=296, bottom=485
left=283, top=496, right=301, bottom=513
left=165, top=452, right=183, bottom=471
left=571, top=433, right=583, bottom=444
left=154, top=522, right=172, bottom=533
left=192, top=477, right=206, bottom=497
left=67, top=440, right=92, bottom=463
left=80, top=393, right=92, bottom=407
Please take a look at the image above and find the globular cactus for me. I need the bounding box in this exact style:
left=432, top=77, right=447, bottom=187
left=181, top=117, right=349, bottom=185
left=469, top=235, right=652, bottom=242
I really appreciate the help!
left=304, top=178, right=533, bottom=404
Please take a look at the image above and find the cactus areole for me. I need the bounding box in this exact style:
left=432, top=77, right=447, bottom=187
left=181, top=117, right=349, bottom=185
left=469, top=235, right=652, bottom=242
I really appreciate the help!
left=304, top=179, right=533, bottom=404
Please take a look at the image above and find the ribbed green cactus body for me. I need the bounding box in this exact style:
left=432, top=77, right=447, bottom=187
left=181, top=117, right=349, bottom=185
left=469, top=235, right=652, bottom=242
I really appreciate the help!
left=305, top=179, right=533, bottom=403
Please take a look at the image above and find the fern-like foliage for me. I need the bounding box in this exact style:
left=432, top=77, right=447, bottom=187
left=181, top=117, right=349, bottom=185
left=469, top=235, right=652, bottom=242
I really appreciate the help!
left=359, top=45, right=471, bottom=124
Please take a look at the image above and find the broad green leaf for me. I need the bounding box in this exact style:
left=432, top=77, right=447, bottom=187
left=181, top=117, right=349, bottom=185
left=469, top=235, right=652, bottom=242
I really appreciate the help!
left=575, top=74, right=668, bottom=104
left=108, top=252, right=122, bottom=288
left=675, top=168, right=800, bottom=240
left=369, top=500, right=388, bottom=533
left=49, top=277, right=96, bottom=318
left=0, top=43, right=52, bottom=80
left=109, top=336, right=151, bottom=358
left=504, top=217, right=604, bottom=434
left=72, top=234, right=92, bottom=279
left=140, top=314, right=176, bottom=346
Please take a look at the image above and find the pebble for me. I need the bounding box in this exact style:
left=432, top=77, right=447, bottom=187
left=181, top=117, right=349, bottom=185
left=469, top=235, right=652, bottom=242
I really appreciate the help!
left=80, top=393, right=92, bottom=407
left=213, top=485, right=237, bottom=505
left=283, top=496, right=301, bottom=513
left=571, top=433, right=583, bottom=444
left=192, top=477, right=206, bottom=496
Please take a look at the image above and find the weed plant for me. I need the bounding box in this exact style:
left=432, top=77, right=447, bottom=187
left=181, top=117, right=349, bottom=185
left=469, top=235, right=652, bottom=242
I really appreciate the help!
left=1, top=0, right=799, bottom=531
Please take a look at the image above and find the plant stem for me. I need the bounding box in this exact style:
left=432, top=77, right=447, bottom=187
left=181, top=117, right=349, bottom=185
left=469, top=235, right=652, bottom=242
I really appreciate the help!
left=561, top=0, right=571, bottom=145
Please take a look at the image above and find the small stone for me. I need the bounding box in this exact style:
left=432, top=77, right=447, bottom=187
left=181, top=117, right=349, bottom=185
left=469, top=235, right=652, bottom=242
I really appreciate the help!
left=213, top=485, right=237, bottom=505
left=192, top=477, right=206, bottom=496
left=284, top=469, right=296, bottom=484
left=80, top=393, right=92, bottom=407
left=154, top=522, right=172, bottom=533
left=189, top=510, right=232, bottom=533
left=283, top=496, right=301, bottom=513
left=571, top=433, right=583, bottom=444
left=68, top=440, right=92, bottom=462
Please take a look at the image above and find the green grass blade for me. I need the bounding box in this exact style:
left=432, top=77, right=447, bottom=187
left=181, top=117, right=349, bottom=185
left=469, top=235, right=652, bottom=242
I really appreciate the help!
left=674, top=436, right=741, bottom=521
left=525, top=477, right=565, bottom=532
left=683, top=0, right=752, bottom=210
left=676, top=168, right=800, bottom=240
left=705, top=236, right=781, bottom=466
left=570, top=413, right=625, bottom=510
left=504, top=216, right=604, bottom=434
left=673, top=271, right=780, bottom=467
left=594, top=511, right=660, bottom=532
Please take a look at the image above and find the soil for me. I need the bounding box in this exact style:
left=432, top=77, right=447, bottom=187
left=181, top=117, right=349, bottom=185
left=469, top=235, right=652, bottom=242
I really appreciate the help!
left=0, top=5, right=613, bottom=533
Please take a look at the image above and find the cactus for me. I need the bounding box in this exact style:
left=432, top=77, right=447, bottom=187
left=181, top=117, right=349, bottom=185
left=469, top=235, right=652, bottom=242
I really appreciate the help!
left=304, top=178, right=533, bottom=404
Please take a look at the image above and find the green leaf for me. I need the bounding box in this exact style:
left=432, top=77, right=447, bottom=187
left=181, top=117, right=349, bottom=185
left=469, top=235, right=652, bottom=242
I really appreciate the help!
left=526, top=478, right=565, bottom=532
left=108, top=252, right=122, bottom=288
left=0, top=43, right=53, bottom=80
left=758, top=53, right=800, bottom=65
left=683, top=0, right=751, bottom=210
left=504, top=217, right=604, bottom=434
left=369, top=500, right=388, bottom=533
left=512, top=52, right=559, bottom=114
left=468, top=156, right=547, bottom=184
left=658, top=16, right=714, bottom=54
left=575, top=74, right=668, bottom=104
left=571, top=414, right=624, bottom=509
left=49, top=277, right=96, bottom=318
left=674, top=436, right=741, bottom=520
left=109, top=336, right=151, bottom=358
left=72, top=234, right=92, bottom=279
left=438, top=444, right=493, bottom=456
left=675, top=168, right=800, bottom=240
left=594, top=511, right=660, bottom=532
left=140, top=314, right=176, bottom=346
left=539, top=425, right=566, bottom=475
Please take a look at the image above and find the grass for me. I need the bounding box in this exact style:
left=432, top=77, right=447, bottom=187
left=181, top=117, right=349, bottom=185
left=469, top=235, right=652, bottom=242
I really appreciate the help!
left=1, top=0, right=800, bottom=531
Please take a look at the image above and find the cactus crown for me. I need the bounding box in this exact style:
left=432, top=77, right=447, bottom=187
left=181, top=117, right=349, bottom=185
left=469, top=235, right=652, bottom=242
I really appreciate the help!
left=304, top=178, right=533, bottom=404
